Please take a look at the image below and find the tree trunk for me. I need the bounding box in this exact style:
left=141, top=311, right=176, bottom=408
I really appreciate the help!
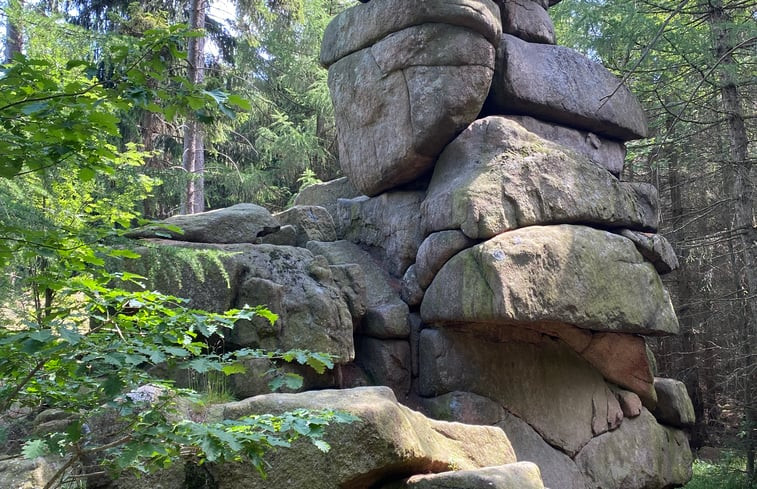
left=707, top=0, right=756, bottom=477
left=665, top=109, right=707, bottom=449
left=182, top=0, right=206, bottom=214
left=4, top=0, right=24, bottom=63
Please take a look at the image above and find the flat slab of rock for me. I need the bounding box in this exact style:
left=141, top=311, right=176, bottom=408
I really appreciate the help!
left=419, top=328, right=620, bottom=455
left=575, top=409, right=693, bottom=489
left=421, top=225, right=679, bottom=335
left=328, top=23, right=496, bottom=196
left=652, top=377, right=696, bottom=428
left=489, top=34, right=648, bottom=140
left=421, top=117, right=658, bottom=240
left=217, top=387, right=517, bottom=489
left=388, top=463, right=545, bottom=489
left=505, top=115, right=627, bottom=176
left=619, top=229, right=679, bottom=274
left=320, top=0, right=501, bottom=66
left=126, top=203, right=280, bottom=243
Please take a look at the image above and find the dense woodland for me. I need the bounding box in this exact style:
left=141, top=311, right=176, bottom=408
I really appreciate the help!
left=0, top=0, right=754, bottom=487
left=551, top=0, right=756, bottom=478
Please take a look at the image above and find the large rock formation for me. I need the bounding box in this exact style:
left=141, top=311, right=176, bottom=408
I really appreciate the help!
left=98, top=1, right=695, bottom=488
left=215, top=387, right=518, bottom=489
left=420, top=225, right=678, bottom=335
left=322, top=0, right=501, bottom=196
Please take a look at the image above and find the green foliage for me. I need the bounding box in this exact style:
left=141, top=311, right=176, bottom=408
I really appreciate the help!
left=0, top=14, right=355, bottom=488
left=685, top=459, right=755, bottom=489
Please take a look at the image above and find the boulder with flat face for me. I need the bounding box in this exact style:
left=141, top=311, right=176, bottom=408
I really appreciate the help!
left=338, top=191, right=425, bottom=278
left=356, top=337, right=412, bottom=397
left=505, top=115, right=627, bottom=176
left=216, top=387, right=517, bottom=489
left=489, top=34, right=648, bottom=140
left=274, top=205, right=337, bottom=247
left=497, top=411, right=589, bottom=489
left=126, top=203, right=280, bottom=243
left=418, top=328, right=622, bottom=456
left=324, top=1, right=501, bottom=195
left=307, top=240, right=410, bottom=339
left=618, top=229, right=679, bottom=274
left=320, top=0, right=501, bottom=67
left=421, top=117, right=658, bottom=240
left=292, top=177, right=363, bottom=226
left=497, top=0, right=556, bottom=44
left=421, top=225, right=679, bottom=336
left=575, top=409, right=693, bottom=489
left=120, top=241, right=356, bottom=364
left=652, top=377, right=696, bottom=428
left=415, top=230, right=477, bottom=289
left=386, top=463, right=546, bottom=489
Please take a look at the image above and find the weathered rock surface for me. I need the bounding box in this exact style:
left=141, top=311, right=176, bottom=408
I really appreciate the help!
left=619, top=230, right=679, bottom=274
left=320, top=0, right=502, bottom=66
left=421, top=117, right=658, bottom=240
left=274, top=205, right=337, bottom=246
left=415, top=230, right=477, bottom=289
left=489, top=34, right=648, bottom=140
left=652, top=377, right=696, bottom=428
left=217, top=387, right=517, bottom=489
left=419, top=328, right=620, bottom=455
left=357, top=338, right=412, bottom=397
left=508, top=322, right=657, bottom=406
left=292, top=177, right=362, bottom=224
left=339, top=191, right=425, bottom=277
left=421, top=225, right=679, bottom=336
left=122, top=241, right=355, bottom=363
left=505, top=115, right=627, bottom=176
left=498, top=411, right=588, bottom=489
left=328, top=262, right=368, bottom=328
left=575, top=409, right=693, bottom=489
left=328, top=23, right=496, bottom=196
left=0, top=456, right=62, bottom=489
left=498, top=0, right=555, bottom=44
left=258, top=224, right=297, bottom=245
left=577, top=333, right=657, bottom=408
left=420, top=391, right=505, bottom=426
left=387, top=463, right=546, bottom=489
left=126, top=203, right=280, bottom=243
left=307, top=240, right=410, bottom=338
left=401, top=265, right=425, bottom=307
left=614, top=389, right=643, bottom=418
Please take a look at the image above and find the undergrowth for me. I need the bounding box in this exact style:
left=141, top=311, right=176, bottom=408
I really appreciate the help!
left=684, top=458, right=756, bottom=489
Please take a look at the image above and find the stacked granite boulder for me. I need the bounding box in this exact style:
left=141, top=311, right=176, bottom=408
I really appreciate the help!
left=307, top=0, right=694, bottom=488
left=110, top=0, right=696, bottom=488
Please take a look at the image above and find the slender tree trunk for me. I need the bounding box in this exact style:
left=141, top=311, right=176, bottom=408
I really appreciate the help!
left=4, top=0, right=24, bottom=63
left=182, top=0, right=206, bottom=214
left=665, top=109, right=707, bottom=449
left=707, top=0, right=756, bottom=477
